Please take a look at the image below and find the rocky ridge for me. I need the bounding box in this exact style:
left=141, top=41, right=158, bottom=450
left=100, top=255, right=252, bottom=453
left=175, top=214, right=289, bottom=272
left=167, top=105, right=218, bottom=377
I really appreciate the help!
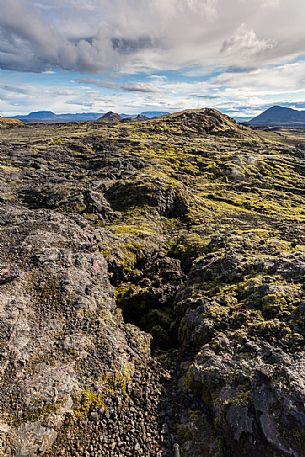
left=0, top=109, right=305, bottom=456
left=0, top=118, right=23, bottom=127
left=97, top=112, right=123, bottom=124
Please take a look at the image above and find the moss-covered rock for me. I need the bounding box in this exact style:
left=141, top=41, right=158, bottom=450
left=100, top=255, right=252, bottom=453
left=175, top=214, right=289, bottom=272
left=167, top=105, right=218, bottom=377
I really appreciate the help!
left=1, top=109, right=305, bottom=456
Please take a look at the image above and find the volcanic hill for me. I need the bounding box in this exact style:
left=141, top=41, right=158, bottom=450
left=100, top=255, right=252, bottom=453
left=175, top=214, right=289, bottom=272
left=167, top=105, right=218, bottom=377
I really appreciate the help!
left=250, top=105, right=305, bottom=127
left=97, top=111, right=123, bottom=123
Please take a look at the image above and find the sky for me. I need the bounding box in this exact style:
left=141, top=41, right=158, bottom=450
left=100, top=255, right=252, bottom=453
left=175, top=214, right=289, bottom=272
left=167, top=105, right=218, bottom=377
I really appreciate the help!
left=1, top=0, right=305, bottom=117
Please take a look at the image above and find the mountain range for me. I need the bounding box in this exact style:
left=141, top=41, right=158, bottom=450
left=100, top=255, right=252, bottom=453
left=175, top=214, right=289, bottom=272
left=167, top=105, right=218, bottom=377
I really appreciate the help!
left=10, top=110, right=170, bottom=123
left=6, top=106, right=305, bottom=127
left=249, top=105, right=305, bottom=126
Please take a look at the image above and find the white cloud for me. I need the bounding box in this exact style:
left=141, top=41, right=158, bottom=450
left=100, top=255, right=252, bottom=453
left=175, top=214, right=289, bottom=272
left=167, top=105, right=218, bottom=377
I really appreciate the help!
left=221, top=24, right=276, bottom=57
left=3, top=66, right=305, bottom=118
left=1, top=0, right=305, bottom=117
left=78, top=78, right=160, bottom=93
left=0, top=0, right=302, bottom=74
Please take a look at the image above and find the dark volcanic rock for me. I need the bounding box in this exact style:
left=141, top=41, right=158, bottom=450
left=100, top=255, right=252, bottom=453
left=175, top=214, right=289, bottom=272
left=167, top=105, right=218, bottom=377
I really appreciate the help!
left=106, top=175, right=189, bottom=218
left=161, top=108, right=251, bottom=136
left=21, top=185, right=114, bottom=221
left=0, top=207, right=153, bottom=455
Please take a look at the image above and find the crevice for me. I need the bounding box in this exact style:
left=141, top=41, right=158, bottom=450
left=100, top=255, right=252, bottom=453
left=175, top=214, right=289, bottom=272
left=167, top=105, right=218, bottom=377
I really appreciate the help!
left=108, top=251, right=185, bottom=351
left=120, top=293, right=179, bottom=351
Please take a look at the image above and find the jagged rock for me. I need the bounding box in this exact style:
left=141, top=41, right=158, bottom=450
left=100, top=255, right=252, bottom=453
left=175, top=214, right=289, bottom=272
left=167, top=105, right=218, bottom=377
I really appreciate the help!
left=0, top=208, right=149, bottom=456
left=106, top=175, right=189, bottom=218
left=187, top=340, right=305, bottom=457
left=21, top=185, right=113, bottom=221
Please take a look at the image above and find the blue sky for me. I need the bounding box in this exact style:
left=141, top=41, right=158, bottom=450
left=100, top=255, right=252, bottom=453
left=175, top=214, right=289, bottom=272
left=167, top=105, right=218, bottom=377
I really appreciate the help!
left=1, top=0, right=305, bottom=117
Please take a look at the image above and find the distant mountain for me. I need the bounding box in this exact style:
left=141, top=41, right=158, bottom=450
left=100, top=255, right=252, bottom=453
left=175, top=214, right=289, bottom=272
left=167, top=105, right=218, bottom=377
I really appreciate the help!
left=16, top=111, right=57, bottom=121
left=234, top=116, right=252, bottom=123
left=97, top=111, right=122, bottom=123
left=55, top=112, right=104, bottom=121
left=141, top=111, right=170, bottom=118
left=11, top=110, right=170, bottom=123
left=249, top=106, right=305, bottom=127
left=14, top=111, right=104, bottom=123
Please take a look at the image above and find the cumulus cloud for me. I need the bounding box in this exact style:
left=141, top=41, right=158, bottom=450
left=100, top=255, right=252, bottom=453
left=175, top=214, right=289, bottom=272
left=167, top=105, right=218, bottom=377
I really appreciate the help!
left=0, top=0, right=220, bottom=73
left=2, top=0, right=305, bottom=117
left=3, top=58, right=305, bottom=117
left=78, top=78, right=160, bottom=92
left=1, top=0, right=301, bottom=74
left=221, top=24, right=276, bottom=57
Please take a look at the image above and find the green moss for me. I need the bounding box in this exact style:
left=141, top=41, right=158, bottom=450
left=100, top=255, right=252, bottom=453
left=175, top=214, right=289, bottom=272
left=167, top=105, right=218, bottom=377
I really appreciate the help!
left=73, top=389, right=107, bottom=419
left=0, top=164, right=20, bottom=172
left=169, top=242, right=188, bottom=257
left=184, top=365, right=195, bottom=388
left=221, top=390, right=252, bottom=407
left=101, top=248, right=111, bottom=259
left=74, top=365, right=132, bottom=419
left=115, top=282, right=140, bottom=304
left=119, top=241, right=142, bottom=271
left=113, top=223, right=154, bottom=237
left=84, top=213, right=99, bottom=221
left=11, top=398, right=65, bottom=427
left=48, top=137, right=67, bottom=145
left=32, top=144, right=46, bottom=153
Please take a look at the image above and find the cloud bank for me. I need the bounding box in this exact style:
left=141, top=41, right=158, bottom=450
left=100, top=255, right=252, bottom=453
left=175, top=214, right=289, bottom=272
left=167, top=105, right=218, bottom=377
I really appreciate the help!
left=1, top=0, right=305, bottom=117
left=1, top=0, right=304, bottom=73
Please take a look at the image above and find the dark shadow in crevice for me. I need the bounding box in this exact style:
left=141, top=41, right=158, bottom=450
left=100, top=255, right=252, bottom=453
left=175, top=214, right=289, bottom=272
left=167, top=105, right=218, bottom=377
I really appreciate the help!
left=120, top=293, right=179, bottom=351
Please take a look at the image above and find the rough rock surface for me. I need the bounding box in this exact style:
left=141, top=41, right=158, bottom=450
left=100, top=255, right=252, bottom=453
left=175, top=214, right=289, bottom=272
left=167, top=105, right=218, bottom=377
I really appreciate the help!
left=0, top=109, right=305, bottom=456
left=0, top=207, right=153, bottom=456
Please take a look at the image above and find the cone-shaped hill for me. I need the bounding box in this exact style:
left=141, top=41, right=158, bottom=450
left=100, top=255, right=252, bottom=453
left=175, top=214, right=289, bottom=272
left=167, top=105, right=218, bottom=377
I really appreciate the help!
left=97, top=111, right=122, bottom=123
left=147, top=108, right=254, bottom=137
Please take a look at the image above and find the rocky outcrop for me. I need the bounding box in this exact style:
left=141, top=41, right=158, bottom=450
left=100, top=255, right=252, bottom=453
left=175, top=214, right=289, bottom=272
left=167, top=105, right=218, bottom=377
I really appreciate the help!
left=106, top=174, right=189, bottom=218
left=97, top=112, right=122, bottom=124
left=174, top=234, right=305, bottom=456
left=0, top=207, right=153, bottom=455
left=21, top=185, right=114, bottom=221
left=159, top=108, right=252, bottom=136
